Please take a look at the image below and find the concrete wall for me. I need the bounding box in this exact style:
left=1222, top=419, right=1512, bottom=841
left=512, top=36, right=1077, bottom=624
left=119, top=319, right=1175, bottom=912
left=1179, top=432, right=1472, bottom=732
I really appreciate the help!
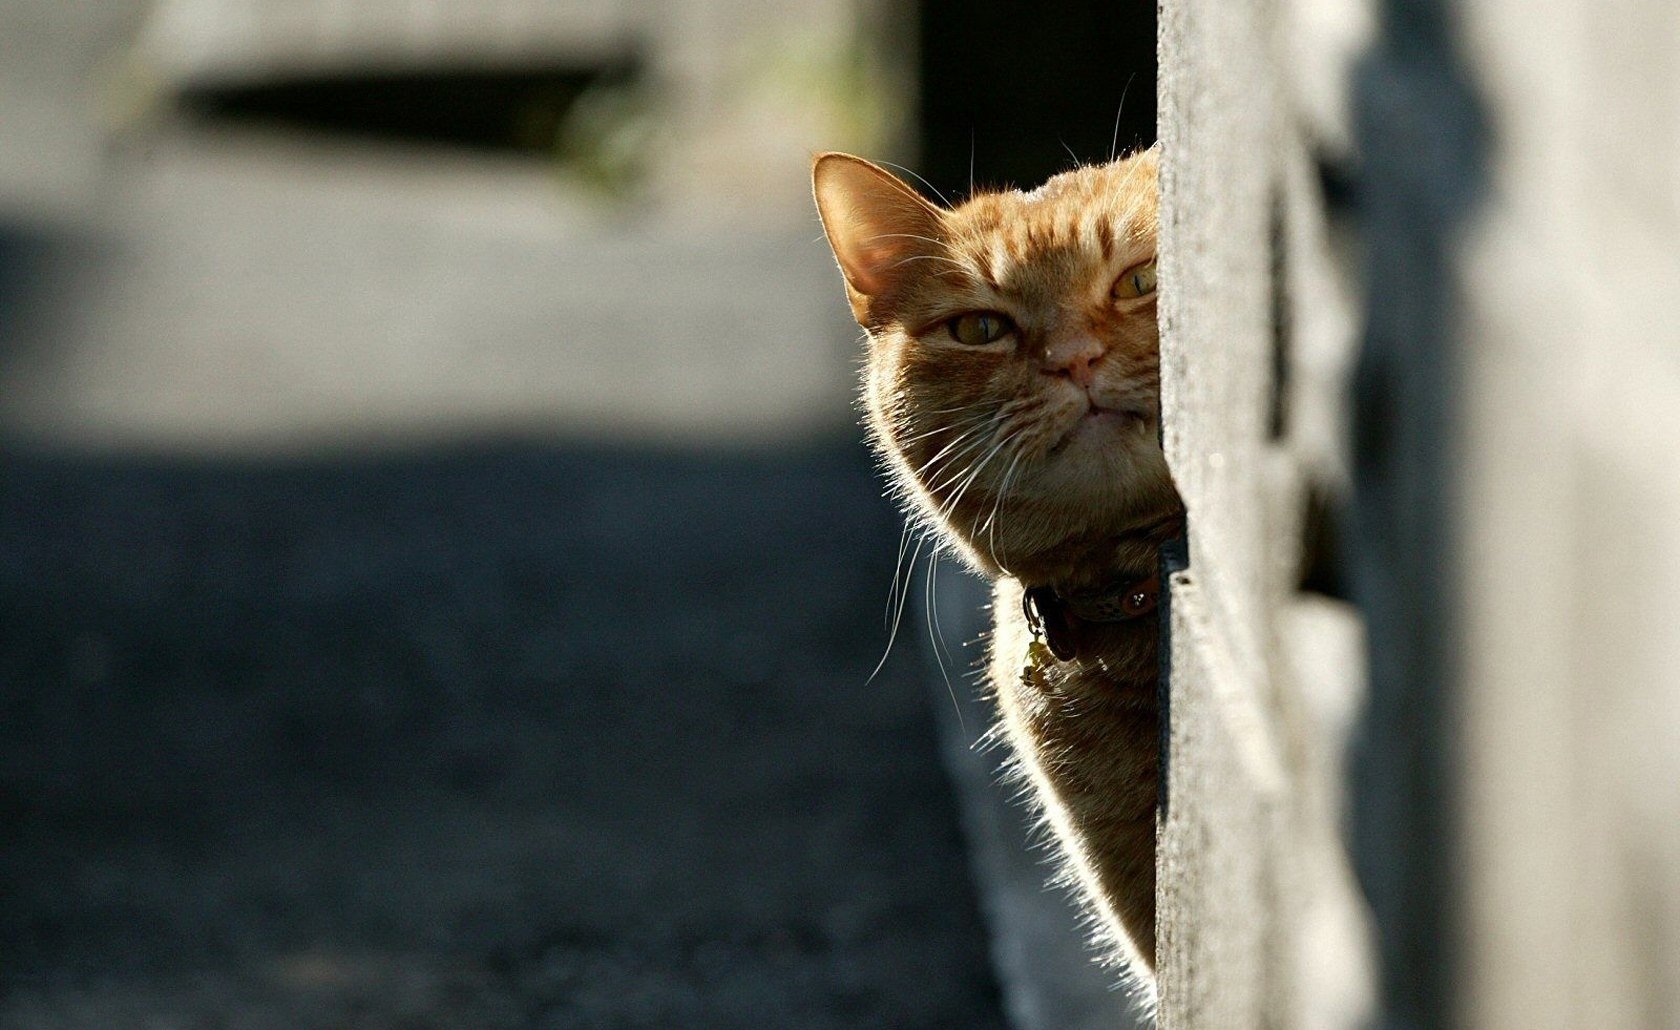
left=1156, top=0, right=1376, bottom=1025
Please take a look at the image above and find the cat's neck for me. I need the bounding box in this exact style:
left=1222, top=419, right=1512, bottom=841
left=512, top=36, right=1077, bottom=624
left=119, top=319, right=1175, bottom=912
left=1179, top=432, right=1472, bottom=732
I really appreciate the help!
left=1003, top=507, right=1185, bottom=595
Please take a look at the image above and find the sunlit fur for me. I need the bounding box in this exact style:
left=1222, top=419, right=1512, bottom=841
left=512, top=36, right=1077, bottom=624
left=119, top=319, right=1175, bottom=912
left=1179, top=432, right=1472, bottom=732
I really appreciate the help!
left=814, top=147, right=1182, bottom=996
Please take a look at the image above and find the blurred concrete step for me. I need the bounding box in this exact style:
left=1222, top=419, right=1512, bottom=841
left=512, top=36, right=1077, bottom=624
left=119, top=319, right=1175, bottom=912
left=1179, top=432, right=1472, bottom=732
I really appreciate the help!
left=2, top=131, right=859, bottom=452
left=138, top=0, right=637, bottom=81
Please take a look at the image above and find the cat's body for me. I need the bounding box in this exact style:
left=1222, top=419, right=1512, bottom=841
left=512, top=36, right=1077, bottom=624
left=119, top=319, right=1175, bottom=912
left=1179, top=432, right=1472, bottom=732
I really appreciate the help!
left=812, top=149, right=1180, bottom=981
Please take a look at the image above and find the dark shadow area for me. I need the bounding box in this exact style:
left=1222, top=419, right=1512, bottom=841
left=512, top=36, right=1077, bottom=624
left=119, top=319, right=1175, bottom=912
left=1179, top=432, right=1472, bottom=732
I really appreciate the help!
left=0, top=223, right=81, bottom=375
left=0, top=439, right=1005, bottom=1028
left=1350, top=0, right=1488, bottom=1024
left=0, top=226, right=51, bottom=341
left=1267, top=187, right=1291, bottom=443
left=1297, top=482, right=1351, bottom=602
left=917, top=0, right=1157, bottom=199
left=178, top=65, right=624, bottom=156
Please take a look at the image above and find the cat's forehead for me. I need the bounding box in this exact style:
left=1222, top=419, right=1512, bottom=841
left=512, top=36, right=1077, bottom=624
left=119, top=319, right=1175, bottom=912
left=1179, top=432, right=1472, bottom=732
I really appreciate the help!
left=936, top=157, right=1156, bottom=302
left=948, top=159, right=1153, bottom=249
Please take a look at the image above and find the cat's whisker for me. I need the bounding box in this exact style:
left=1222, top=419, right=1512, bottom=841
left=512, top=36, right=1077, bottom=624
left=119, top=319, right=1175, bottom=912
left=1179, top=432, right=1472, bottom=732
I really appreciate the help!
left=911, top=413, right=988, bottom=451
left=895, top=411, right=990, bottom=447
left=868, top=522, right=933, bottom=684
left=922, top=550, right=966, bottom=733
left=975, top=436, right=1022, bottom=527
left=874, top=160, right=953, bottom=208
left=933, top=436, right=1011, bottom=529
left=912, top=422, right=997, bottom=485
left=883, top=254, right=970, bottom=277
left=889, top=403, right=994, bottom=439
left=913, top=401, right=995, bottom=417
left=896, top=423, right=972, bottom=448
left=968, top=130, right=976, bottom=196
left=920, top=432, right=1001, bottom=500
left=862, top=232, right=947, bottom=248
left=885, top=417, right=991, bottom=636
left=887, top=414, right=995, bottom=628
left=931, top=430, right=1029, bottom=577
left=1110, top=72, right=1137, bottom=162
left=920, top=411, right=1007, bottom=487
left=978, top=443, right=1028, bottom=566
left=913, top=414, right=1007, bottom=484
left=884, top=514, right=915, bottom=630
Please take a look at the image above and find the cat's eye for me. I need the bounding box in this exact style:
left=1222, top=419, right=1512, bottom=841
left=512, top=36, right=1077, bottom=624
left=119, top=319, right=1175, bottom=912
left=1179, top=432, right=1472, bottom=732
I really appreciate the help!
left=1113, top=258, right=1158, bottom=301
left=947, top=311, right=1015, bottom=346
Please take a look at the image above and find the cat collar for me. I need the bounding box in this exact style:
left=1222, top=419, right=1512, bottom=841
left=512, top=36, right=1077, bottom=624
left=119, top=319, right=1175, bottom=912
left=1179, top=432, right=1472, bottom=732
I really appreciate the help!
left=1021, top=573, right=1160, bottom=662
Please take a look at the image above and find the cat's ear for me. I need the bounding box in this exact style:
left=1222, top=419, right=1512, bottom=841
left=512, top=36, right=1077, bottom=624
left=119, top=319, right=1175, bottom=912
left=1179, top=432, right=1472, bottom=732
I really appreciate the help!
left=812, top=153, right=946, bottom=323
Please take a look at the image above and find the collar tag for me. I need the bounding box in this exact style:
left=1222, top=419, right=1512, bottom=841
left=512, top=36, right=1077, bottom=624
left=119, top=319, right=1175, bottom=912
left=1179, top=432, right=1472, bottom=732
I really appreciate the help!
left=1022, top=585, right=1079, bottom=661
left=1022, top=572, right=1161, bottom=663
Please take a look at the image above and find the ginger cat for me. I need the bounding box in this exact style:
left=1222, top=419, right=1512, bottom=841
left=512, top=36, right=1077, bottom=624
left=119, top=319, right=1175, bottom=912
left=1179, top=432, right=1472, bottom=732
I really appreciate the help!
left=812, top=148, right=1181, bottom=982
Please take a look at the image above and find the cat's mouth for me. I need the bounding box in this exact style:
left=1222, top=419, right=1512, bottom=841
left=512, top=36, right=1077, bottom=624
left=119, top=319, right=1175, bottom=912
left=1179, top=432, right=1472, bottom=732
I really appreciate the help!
left=1077, top=402, right=1150, bottom=434
left=1084, top=405, right=1145, bottom=427
left=1040, top=401, right=1154, bottom=460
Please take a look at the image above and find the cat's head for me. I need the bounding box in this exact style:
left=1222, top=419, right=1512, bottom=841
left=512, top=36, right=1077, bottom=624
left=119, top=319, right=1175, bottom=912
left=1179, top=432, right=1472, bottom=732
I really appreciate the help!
left=813, top=149, right=1178, bottom=585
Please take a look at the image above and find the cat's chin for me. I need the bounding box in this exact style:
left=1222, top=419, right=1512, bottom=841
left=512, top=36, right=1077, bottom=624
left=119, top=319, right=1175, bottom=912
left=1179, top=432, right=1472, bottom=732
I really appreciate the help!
left=1037, top=419, right=1169, bottom=505
left=938, top=436, right=1179, bottom=584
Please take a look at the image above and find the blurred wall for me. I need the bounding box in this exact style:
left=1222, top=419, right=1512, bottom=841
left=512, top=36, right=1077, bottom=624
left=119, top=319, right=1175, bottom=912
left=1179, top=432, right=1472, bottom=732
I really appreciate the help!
left=1355, top=0, right=1680, bottom=1026
left=1157, top=0, right=1680, bottom=1026
left=1445, top=0, right=1680, bottom=1024
left=0, top=0, right=912, bottom=453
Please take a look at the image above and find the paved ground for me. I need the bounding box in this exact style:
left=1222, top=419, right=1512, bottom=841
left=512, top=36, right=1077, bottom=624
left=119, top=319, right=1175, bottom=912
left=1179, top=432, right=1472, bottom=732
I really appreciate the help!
left=0, top=438, right=1006, bottom=1028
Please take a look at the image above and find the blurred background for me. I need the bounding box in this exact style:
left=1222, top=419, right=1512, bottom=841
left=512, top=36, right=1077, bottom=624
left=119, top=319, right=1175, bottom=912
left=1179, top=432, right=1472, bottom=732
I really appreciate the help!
left=0, top=1, right=1156, bottom=1026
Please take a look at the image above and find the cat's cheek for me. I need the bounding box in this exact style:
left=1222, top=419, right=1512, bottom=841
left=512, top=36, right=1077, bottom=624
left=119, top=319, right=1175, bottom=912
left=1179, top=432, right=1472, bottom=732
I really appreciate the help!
left=862, top=357, right=914, bottom=437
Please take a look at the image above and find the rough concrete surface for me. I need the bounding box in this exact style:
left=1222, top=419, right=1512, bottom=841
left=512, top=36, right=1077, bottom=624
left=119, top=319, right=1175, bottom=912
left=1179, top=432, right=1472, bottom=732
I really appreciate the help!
left=1155, top=0, right=1376, bottom=1025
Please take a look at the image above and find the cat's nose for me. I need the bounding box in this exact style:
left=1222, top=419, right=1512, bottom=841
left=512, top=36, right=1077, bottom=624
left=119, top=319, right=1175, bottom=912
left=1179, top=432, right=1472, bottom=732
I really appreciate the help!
left=1041, top=336, right=1105, bottom=387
